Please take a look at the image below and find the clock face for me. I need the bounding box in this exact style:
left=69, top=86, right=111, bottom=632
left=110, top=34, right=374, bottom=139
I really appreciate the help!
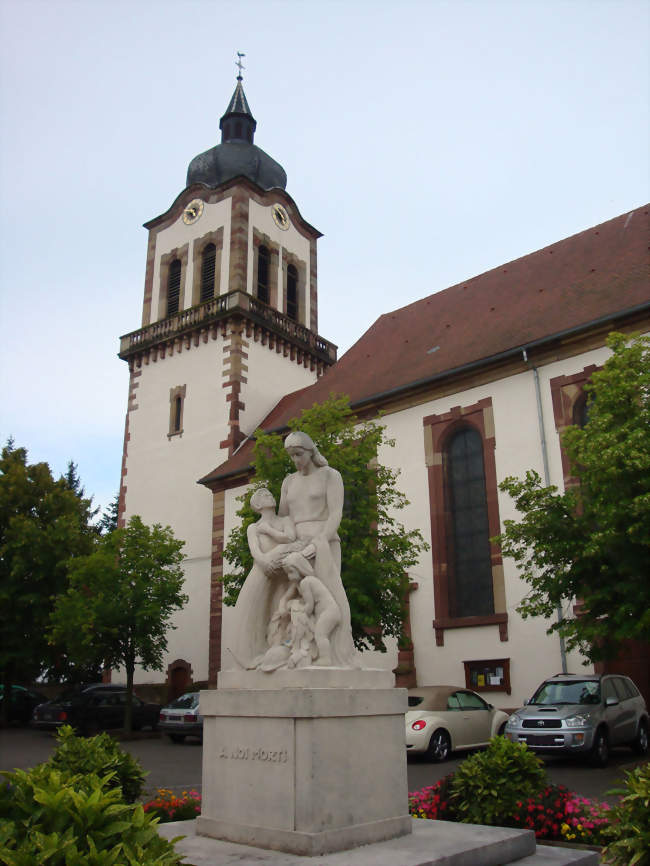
left=272, top=203, right=290, bottom=230
left=182, top=199, right=204, bottom=225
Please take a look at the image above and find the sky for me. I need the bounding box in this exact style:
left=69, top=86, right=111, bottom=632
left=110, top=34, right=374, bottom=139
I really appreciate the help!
left=1, top=0, right=648, bottom=519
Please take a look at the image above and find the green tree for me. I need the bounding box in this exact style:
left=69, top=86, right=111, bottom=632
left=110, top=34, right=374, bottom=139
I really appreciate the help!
left=0, top=443, right=95, bottom=723
left=496, top=333, right=650, bottom=661
left=63, top=459, right=100, bottom=526
left=222, top=394, right=428, bottom=651
left=50, top=515, right=187, bottom=731
left=98, top=492, right=120, bottom=534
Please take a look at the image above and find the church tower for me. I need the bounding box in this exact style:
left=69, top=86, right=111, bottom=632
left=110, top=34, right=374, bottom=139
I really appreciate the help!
left=117, top=69, right=336, bottom=689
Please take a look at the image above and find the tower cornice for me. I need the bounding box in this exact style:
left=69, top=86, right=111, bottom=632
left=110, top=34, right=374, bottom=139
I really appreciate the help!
left=118, top=289, right=337, bottom=370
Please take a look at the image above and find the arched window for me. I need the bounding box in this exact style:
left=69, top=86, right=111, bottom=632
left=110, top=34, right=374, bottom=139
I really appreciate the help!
left=173, top=396, right=182, bottom=432
left=573, top=393, right=591, bottom=428
left=257, top=245, right=269, bottom=304
left=200, top=243, right=216, bottom=302
left=167, top=259, right=182, bottom=315
left=287, top=264, right=298, bottom=320
left=168, top=385, right=186, bottom=438
left=445, top=427, right=494, bottom=618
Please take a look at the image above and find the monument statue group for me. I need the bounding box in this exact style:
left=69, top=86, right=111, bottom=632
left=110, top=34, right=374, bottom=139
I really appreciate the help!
left=231, top=431, right=358, bottom=672
left=197, top=431, right=411, bottom=856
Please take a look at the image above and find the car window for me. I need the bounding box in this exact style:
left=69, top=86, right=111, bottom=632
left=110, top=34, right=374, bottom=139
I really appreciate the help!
left=446, top=694, right=461, bottom=710
left=456, top=691, right=488, bottom=710
left=602, top=679, right=618, bottom=702
left=532, top=680, right=600, bottom=705
left=407, top=696, right=424, bottom=707
left=169, top=693, right=199, bottom=709
left=612, top=678, right=630, bottom=701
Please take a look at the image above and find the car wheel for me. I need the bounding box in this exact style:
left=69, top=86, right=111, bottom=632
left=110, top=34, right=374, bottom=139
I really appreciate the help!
left=169, top=734, right=186, bottom=744
left=497, top=722, right=507, bottom=737
left=589, top=728, right=609, bottom=767
left=427, top=729, right=451, bottom=763
left=632, top=720, right=648, bottom=755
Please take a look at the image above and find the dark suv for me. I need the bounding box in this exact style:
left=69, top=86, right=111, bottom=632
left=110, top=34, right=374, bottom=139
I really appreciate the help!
left=505, top=673, right=648, bottom=766
left=32, top=684, right=159, bottom=735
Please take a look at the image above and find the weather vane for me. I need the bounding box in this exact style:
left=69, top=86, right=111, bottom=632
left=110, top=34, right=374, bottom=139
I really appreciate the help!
left=236, top=51, right=245, bottom=80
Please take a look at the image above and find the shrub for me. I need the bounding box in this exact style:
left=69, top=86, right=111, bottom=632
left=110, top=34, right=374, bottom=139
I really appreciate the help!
left=0, top=765, right=183, bottom=865
left=46, top=724, right=146, bottom=803
left=602, top=762, right=650, bottom=866
left=143, top=788, right=202, bottom=823
left=408, top=775, right=455, bottom=821
left=450, top=737, right=547, bottom=826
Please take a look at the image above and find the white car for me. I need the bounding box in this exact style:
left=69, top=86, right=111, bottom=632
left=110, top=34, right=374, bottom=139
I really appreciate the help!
left=158, top=692, right=203, bottom=743
left=405, top=686, right=510, bottom=762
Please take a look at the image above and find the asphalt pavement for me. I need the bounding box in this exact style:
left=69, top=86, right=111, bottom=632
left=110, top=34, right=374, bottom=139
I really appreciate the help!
left=1, top=727, right=646, bottom=804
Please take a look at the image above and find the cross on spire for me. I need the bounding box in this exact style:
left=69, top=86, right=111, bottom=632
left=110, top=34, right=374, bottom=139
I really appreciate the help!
left=236, top=51, right=245, bottom=81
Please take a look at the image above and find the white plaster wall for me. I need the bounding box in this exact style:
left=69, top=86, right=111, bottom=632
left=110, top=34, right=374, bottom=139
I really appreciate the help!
left=248, top=200, right=312, bottom=324
left=149, top=198, right=232, bottom=322
left=374, top=345, right=623, bottom=708
left=240, top=340, right=319, bottom=437
left=220, top=484, right=252, bottom=667
left=122, top=338, right=229, bottom=684
left=131, top=555, right=211, bottom=683
left=535, top=345, right=613, bottom=490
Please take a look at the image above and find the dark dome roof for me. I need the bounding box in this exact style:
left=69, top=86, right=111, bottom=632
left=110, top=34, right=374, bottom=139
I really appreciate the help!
left=187, top=141, right=287, bottom=190
left=186, top=79, right=287, bottom=191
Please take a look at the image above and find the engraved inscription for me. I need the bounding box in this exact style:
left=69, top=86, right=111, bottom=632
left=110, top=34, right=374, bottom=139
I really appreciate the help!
left=218, top=745, right=288, bottom=763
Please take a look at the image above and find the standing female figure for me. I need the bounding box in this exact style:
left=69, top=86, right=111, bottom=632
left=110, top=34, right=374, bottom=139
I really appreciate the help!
left=277, top=432, right=357, bottom=668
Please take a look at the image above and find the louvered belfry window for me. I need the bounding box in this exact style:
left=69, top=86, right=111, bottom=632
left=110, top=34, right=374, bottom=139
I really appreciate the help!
left=200, top=243, right=216, bottom=302
left=167, top=259, right=182, bottom=315
left=257, top=245, right=269, bottom=304
left=287, top=264, right=298, bottom=321
left=445, top=427, right=494, bottom=618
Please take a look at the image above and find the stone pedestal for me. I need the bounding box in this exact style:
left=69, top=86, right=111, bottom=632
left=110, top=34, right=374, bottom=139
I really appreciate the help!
left=197, top=670, right=412, bottom=856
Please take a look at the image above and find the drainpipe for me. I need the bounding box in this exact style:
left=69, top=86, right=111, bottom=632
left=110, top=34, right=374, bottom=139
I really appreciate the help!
left=522, top=348, right=568, bottom=674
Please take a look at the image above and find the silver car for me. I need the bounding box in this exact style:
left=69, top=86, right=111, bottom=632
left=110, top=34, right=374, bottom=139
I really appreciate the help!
left=505, top=673, right=648, bottom=767
left=158, top=692, right=203, bottom=743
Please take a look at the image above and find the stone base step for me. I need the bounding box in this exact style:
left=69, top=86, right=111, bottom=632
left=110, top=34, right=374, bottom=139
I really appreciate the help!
left=159, top=817, right=600, bottom=865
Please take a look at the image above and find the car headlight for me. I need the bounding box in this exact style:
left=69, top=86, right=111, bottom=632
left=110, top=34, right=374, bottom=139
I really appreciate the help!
left=564, top=714, right=589, bottom=728
left=506, top=715, right=520, bottom=728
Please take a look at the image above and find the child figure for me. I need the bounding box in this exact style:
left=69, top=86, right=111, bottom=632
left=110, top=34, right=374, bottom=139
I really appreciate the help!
left=280, top=553, right=342, bottom=667
left=248, top=487, right=315, bottom=572
left=248, top=487, right=297, bottom=556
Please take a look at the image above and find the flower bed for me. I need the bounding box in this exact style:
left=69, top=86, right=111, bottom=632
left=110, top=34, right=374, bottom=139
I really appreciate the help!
left=408, top=778, right=611, bottom=846
left=143, top=787, right=202, bottom=822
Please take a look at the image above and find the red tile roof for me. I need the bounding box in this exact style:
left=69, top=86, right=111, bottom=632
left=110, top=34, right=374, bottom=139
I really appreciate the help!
left=201, top=205, right=650, bottom=485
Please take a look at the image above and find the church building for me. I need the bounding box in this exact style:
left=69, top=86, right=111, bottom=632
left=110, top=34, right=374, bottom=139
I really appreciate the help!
left=118, top=74, right=650, bottom=707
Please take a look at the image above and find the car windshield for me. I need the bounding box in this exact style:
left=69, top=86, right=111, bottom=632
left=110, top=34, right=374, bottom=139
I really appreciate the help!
left=168, top=694, right=198, bottom=709
left=531, top=680, right=600, bottom=706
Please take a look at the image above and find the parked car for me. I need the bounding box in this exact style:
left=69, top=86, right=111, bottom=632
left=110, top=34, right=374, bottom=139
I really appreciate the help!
left=32, top=685, right=159, bottom=735
left=504, top=673, right=649, bottom=767
left=0, top=685, right=48, bottom=725
left=158, top=692, right=203, bottom=743
left=405, top=686, right=510, bottom=762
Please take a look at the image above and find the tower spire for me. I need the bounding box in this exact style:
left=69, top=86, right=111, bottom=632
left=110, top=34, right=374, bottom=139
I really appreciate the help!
left=220, top=52, right=256, bottom=144
left=236, top=51, right=245, bottom=81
